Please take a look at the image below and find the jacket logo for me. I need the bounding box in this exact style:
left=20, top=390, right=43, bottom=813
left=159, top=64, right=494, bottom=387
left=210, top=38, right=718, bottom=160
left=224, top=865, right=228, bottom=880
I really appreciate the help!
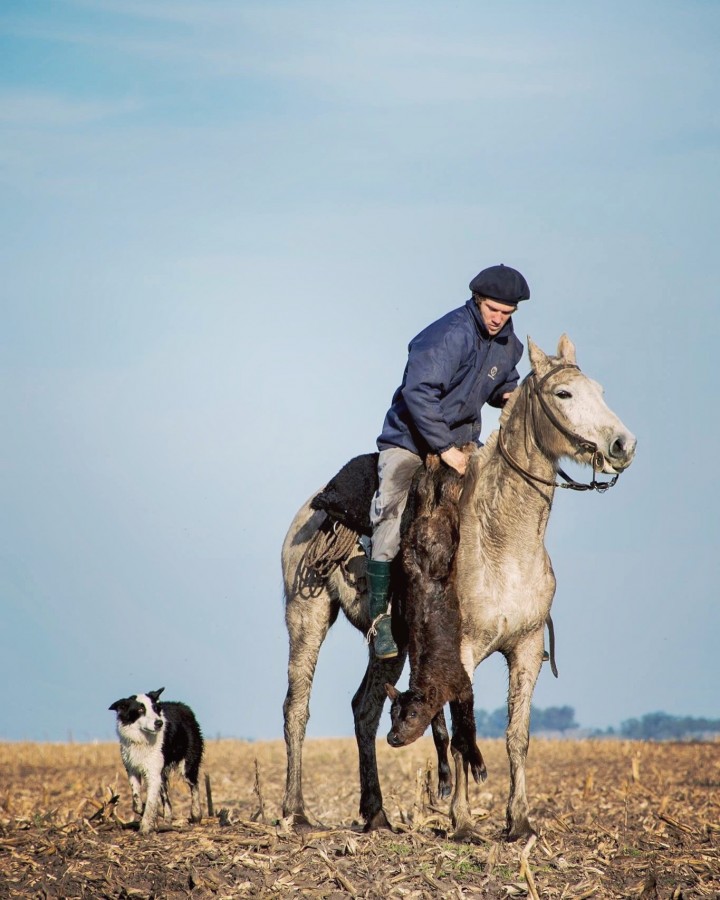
left=488, top=366, right=498, bottom=380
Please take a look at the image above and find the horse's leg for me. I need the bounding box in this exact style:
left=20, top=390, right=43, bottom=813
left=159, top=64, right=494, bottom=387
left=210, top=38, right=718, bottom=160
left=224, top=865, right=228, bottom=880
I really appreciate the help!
left=282, top=583, right=338, bottom=825
left=504, top=631, right=544, bottom=841
left=449, top=741, right=474, bottom=841
left=352, top=649, right=407, bottom=830
left=430, top=710, right=452, bottom=799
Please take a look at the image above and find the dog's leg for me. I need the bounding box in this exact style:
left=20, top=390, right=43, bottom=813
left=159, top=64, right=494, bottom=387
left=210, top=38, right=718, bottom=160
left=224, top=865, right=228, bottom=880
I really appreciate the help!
left=184, top=764, right=202, bottom=824
left=160, top=773, right=173, bottom=823
left=188, top=780, right=202, bottom=824
left=139, top=769, right=163, bottom=834
left=183, top=745, right=203, bottom=824
left=128, top=773, right=144, bottom=817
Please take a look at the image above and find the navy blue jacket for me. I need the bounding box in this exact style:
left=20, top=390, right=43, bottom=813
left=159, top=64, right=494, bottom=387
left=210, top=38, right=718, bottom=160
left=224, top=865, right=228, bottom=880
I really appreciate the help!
left=377, top=299, right=523, bottom=456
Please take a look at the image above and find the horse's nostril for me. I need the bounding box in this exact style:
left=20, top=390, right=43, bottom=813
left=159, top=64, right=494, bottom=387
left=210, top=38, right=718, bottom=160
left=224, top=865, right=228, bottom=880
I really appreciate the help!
left=610, top=436, right=627, bottom=457
left=612, top=433, right=638, bottom=459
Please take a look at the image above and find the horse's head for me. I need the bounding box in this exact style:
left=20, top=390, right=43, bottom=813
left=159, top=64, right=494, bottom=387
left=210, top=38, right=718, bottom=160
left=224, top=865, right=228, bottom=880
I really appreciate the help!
left=385, top=683, right=437, bottom=748
left=526, top=334, right=637, bottom=476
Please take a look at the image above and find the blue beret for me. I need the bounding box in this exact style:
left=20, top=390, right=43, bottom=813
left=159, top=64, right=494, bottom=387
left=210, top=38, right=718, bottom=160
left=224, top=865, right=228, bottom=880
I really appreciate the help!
left=469, top=264, right=530, bottom=304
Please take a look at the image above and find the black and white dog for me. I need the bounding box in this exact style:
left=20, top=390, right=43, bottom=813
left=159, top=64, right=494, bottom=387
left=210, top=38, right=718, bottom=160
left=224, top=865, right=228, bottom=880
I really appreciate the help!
left=109, top=687, right=204, bottom=834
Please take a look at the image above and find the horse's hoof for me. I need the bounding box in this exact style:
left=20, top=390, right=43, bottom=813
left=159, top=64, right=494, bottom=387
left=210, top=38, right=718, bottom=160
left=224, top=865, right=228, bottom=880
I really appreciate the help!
left=363, top=809, right=394, bottom=832
left=504, top=823, right=537, bottom=843
left=437, top=781, right=453, bottom=800
left=284, top=811, right=323, bottom=830
left=450, top=824, right=484, bottom=845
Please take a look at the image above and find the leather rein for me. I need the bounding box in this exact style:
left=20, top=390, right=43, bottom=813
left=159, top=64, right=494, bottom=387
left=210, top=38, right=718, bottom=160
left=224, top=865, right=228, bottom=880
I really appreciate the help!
left=497, top=363, right=620, bottom=494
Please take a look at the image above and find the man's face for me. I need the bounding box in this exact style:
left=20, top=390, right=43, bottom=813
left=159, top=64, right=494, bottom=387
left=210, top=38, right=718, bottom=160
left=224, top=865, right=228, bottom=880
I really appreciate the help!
left=479, top=298, right=516, bottom=336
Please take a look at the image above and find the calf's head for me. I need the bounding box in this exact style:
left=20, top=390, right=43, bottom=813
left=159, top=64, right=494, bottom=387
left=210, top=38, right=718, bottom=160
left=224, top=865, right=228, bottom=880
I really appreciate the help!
left=385, top=683, right=439, bottom=748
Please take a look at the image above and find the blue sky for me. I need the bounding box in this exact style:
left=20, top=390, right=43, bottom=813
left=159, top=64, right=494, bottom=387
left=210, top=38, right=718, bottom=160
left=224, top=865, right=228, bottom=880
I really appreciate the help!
left=2, top=1, right=719, bottom=742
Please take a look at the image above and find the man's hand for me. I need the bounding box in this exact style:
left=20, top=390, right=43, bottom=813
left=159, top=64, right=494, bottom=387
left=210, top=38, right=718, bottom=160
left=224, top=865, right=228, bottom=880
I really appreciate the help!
left=440, top=446, right=468, bottom=475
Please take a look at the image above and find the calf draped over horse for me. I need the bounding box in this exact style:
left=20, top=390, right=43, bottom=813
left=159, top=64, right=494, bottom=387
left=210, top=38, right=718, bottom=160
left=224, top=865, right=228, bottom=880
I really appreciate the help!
left=281, top=335, right=636, bottom=840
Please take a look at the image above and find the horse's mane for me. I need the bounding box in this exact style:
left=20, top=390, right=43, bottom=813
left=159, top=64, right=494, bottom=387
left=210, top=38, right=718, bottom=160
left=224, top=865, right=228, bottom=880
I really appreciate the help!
left=467, top=371, right=530, bottom=478
left=498, top=373, right=527, bottom=428
left=469, top=353, right=573, bottom=484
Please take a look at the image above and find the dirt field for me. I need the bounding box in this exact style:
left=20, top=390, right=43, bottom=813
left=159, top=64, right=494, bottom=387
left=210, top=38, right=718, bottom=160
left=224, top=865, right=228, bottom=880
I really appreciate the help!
left=1, top=736, right=718, bottom=898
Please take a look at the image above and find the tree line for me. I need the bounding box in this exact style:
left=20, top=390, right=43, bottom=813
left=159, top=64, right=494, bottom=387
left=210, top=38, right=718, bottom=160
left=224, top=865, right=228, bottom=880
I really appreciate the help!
left=474, top=706, right=720, bottom=740
left=475, top=705, right=577, bottom=737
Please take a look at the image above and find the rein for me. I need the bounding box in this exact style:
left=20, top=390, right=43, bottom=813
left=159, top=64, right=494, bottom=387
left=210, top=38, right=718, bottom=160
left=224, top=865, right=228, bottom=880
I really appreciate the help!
left=498, top=363, right=620, bottom=494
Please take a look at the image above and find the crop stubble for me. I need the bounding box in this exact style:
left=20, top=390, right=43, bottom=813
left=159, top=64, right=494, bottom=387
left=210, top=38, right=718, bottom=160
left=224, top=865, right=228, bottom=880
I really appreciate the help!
left=0, top=737, right=718, bottom=898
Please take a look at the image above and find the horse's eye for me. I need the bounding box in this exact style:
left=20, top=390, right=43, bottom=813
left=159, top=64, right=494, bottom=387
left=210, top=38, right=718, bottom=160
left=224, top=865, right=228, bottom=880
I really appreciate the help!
left=555, top=390, right=572, bottom=399
left=408, top=711, right=417, bottom=719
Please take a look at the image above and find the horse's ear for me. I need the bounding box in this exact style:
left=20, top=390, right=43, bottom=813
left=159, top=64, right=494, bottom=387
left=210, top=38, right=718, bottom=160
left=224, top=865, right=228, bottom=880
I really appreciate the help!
left=557, top=334, right=577, bottom=364
left=527, top=337, right=549, bottom=374
left=385, top=683, right=400, bottom=701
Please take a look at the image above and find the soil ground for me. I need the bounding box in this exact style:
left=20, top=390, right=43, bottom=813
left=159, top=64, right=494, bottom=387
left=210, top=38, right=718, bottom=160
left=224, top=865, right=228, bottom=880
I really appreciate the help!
left=1, top=737, right=718, bottom=898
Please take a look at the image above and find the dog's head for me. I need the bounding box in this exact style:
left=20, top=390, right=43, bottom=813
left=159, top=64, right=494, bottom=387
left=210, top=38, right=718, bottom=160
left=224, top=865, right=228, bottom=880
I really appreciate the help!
left=109, top=687, right=166, bottom=738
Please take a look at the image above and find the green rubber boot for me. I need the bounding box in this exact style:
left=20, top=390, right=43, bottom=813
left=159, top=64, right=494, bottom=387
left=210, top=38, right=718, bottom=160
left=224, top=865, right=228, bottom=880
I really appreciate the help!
left=367, top=559, right=398, bottom=659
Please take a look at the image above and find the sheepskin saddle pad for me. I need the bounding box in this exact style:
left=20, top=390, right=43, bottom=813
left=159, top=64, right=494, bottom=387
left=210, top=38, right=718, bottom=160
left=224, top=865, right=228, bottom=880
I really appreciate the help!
left=310, top=452, right=380, bottom=537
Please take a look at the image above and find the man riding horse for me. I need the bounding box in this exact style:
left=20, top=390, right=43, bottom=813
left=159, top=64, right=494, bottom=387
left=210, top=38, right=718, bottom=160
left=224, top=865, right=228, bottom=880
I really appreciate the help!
left=368, top=263, right=530, bottom=659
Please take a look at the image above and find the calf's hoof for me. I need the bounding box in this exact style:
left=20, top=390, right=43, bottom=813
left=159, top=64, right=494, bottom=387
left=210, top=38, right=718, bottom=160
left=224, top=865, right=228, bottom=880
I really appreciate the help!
left=363, top=809, right=394, bottom=832
left=437, top=779, right=452, bottom=800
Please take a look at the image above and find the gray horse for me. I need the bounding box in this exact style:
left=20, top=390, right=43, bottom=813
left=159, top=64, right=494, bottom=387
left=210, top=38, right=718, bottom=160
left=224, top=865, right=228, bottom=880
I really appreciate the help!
left=281, top=335, right=636, bottom=840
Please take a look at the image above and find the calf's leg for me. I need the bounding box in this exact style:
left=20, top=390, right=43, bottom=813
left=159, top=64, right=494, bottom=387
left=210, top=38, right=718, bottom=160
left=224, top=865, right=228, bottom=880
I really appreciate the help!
left=430, top=710, right=452, bottom=799
left=450, top=692, right=487, bottom=784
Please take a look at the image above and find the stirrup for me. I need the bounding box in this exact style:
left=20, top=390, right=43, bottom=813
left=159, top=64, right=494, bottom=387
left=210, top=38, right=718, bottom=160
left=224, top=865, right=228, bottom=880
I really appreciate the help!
left=542, top=649, right=550, bottom=663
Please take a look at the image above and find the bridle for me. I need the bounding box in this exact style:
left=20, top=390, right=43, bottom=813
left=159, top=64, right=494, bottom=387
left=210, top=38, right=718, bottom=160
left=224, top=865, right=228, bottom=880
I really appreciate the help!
left=497, top=363, right=620, bottom=493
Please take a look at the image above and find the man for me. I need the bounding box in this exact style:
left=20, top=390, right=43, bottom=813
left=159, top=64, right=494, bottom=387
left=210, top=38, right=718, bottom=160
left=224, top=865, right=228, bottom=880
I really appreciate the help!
left=368, top=263, right=530, bottom=658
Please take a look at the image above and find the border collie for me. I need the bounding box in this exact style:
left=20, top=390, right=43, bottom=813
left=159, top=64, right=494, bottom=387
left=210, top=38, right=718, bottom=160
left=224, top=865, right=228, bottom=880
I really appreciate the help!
left=109, top=687, right=204, bottom=834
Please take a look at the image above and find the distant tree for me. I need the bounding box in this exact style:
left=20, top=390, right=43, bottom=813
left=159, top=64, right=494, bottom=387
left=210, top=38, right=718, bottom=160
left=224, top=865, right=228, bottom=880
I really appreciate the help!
left=532, top=705, right=578, bottom=733
left=475, top=704, right=577, bottom=737
left=474, top=707, right=506, bottom=738
left=488, top=707, right=507, bottom=736
left=619, top=711, right=720, bottom=740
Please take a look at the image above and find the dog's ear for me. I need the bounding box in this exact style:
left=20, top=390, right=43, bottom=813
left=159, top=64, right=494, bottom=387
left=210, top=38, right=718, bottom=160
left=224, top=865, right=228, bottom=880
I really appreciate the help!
left=109, top=698, right=129, bottom=712
left=147, top=687, right=165, bottom=702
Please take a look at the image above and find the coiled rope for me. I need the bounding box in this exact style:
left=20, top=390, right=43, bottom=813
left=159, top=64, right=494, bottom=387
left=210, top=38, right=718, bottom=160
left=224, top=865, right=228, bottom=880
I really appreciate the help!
left=297, top=518, right=361, bottom=598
